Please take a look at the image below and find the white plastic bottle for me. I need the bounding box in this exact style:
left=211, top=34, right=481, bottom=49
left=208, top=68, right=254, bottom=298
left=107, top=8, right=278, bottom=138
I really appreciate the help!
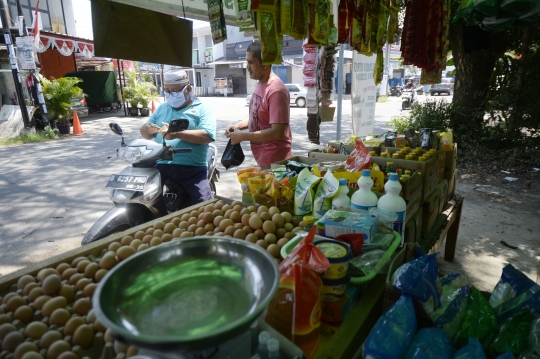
left=332, top=178, right=351, bottom=208
left=351, top=169, right=378, bottom=210
left=377, top=173, right=407, bottom=243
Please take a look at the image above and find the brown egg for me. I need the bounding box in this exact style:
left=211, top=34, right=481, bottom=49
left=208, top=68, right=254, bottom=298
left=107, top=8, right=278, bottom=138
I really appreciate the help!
left=108, top=242, right=121, bottom=252
left=75, top=260, right=91, bottom=274
left=41, top=296, right=67, bottom=317
left=93, top=318, right=106, bottom=333
left=194, top=227, right=206, bottom=236
left=126, top=346, right=139, bottom=358
left=57, top=284, right=75, bottom=304
left=57, top=352, right=79, bottom=359
left=68, top=274, right=84, bottom=286
left=2, top=331, right=24, bottom=351
left=0, top=323, right=17, bottom=339
left=129, top=239, right=142, bottom=249
left=262, top=221, right=276, bottom=234
left=133, top=230, right=146, bottom=240
left=137, top=244, right=149, bottom=252
left=75, top=278, right=92, bottom=292
left=163, top=223, right=176, bottom=234
left=153, top=221, right=165, bottom=230
left=161, top=234, right=173, bottom=242
left=23, top=282, right=40, bottom=296
left=267, top=244, right=280, bottom=258
left=46, top=340, right=71, bottom=359
left=42, top=274, right=62, bottom=296
left=116, top=246, right=136, bottom=261
left=18, top=275, right=36, bottom=290
left=82, top=283, right=96, bottom=298
left=6, top=295, right=27, bottom=312
left=13, top=305, right=33, bottom=323
left=14, top=342, right=39, bottom=359
left=73, top=324, right=94, bottom=349
left=85, top=309, right=96, bottom=324
left=104, top=328, right=115, bottom=343
left=114, top=340, right=129, bottom=354
left=55, top=263, right=71, bottom=275
left=37, top=268, right=59, bottom=283
left=152, top=229, right=163, bottom=238
left=31, top=295, right=51, bottom=310
left=120, top=236, right=133, bottom=246
left=61, top=268, right=77, bottom=281
left=150, top=237, right=162, bottom=247
left=72, top=298, right=91, bottom=316
left=64, top=316, right=85, bottom=336
left=3, top=292, right=20, bottom=304
left=39, top=330, right=63, bottom=349
left=99, top=254, right=116, bottom=270
left=22, top=352, right=44, bottom=359
left=0, top=313, right=12, bottom=325
left=213, top=215, right=224, bottom=227
left=24, top=321, right=48, bottom=339
left=83, top=263, right=99, bottom=279
left=248, top=216, right=263, bottom=230
left=50, top=308, right=71, bottom=327
left=260, top=212, right=272, bottom=222
left=171, top=217, right=181, bottom=226
left=27, top=287, right=43, bottom=303
left=94, top=269, right=108, bottom=283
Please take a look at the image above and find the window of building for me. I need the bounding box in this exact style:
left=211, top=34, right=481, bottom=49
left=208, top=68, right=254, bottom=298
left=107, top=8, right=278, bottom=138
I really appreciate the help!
left=192, top=50, right=199, bottom=65
left=8, top=0, right=60, bottom=33
left=192, top=38, right=198, bottom=49
left=205, top=35, right=212, bottom=48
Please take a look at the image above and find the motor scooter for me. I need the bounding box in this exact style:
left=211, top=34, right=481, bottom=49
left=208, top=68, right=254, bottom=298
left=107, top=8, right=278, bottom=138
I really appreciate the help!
left=388, top=85, right=403, bottom=97
left=402, top=88, right=418, bottom=110
left=81, top=121, right=219, bottom=245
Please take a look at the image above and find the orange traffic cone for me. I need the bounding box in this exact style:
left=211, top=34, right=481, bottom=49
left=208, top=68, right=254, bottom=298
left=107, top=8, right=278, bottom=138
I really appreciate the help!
left=72, top=110, right=86, bottom=136
left=151, top=100, right=156, bottom=113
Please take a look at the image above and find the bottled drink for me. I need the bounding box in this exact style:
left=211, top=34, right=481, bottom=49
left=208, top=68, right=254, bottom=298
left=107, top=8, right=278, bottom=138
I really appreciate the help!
left=332, top=179, right=351, bottom=208
left=258, top=331, right=271, bottom=359
left=378, top=173, right=407, bottom=243
left=351, top=169, right=378, bottom=210
left=303, top=216, right=315, bottom=231
left=268, top=338, right=281, bottom=359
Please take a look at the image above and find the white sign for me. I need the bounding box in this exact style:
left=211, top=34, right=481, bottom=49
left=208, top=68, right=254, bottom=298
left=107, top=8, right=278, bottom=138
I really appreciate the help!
left=351, top=51, right=377, bottom=136
left=15, top=36, right=36, bottom=70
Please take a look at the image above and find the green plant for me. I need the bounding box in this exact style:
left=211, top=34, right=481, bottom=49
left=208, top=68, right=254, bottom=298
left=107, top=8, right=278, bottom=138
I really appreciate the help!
left=407, top=99, right=456, bottom=132
left=43, top=126, right=58, bottom=139
left=388, top=115, right=413, bottom=134
left=377, top=95, right=388, bottom=103
left=0, top=129, right=60, bottom=146
left=123, top=70, right=157, bottom=108
left=41, top=77, right=84, bottom=123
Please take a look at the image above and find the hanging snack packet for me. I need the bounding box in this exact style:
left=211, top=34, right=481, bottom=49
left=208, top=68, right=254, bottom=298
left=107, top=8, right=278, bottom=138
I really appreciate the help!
left=294, top=168, right=321, bottom=216
left=312, top=0, right=331, bottom=44
left=266, top=226, right=330, bottom=357
left=363, top=295, right=417, bottom=359
left=313, top=171, right=339, bottom=219
left=235, top=0, right=255, bottom=25
left=403, top=328, right=453, bottom=359
left=391, top=253, right=442, bottom=314
left=454, top=287, right=497, bottom=348
left=207, top=0, right=228, bottom=44
left=488, top=309, right=534, bottom=356
left=256, top=0, right=283, bottom=65
left=452, top=338, right=487, bottom=359
left=429, top=273, right=469, bottom=339
left=279, top=175, right=295, bottom=212
left=291, top=0, right=308, bottom=39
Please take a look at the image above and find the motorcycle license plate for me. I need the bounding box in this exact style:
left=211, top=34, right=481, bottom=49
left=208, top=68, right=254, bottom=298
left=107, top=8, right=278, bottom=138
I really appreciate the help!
left=106, top=175, right=148, bottom=190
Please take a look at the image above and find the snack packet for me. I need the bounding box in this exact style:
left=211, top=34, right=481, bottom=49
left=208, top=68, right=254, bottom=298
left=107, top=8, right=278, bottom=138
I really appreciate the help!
left=279, top=175, right=295, bottom=213
left=266, top=226, right=330, bottom=357
left=237, top=167, right=261, bottom=204
left=345, top=138, right=372, bottom=172
left=313, top=171, right=339, bottom=219
left=294, top=168, right=321, bottom=216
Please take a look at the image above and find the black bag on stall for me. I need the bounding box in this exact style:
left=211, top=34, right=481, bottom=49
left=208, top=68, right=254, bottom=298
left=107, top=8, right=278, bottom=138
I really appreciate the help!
left=221, top=139, right=245, bottom=169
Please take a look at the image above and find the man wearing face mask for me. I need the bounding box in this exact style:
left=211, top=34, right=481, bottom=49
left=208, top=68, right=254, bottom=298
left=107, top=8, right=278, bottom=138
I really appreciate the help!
left=140, top=70, right=216, bottom=205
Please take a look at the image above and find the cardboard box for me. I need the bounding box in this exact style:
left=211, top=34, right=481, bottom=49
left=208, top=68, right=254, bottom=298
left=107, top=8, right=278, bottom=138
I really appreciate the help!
left=444, top=143, right=457, bottom=181
left=271, top=155, right=323, bottom=169
left=327, top=142, right=381, bottom=155
left=321, top=284, right=360, bottom=324
left=437, top=179, right=449, bottom=214
left=405, top=195, right=421, bottom=223
left=404, top=207, right=423, bottom=244
left=316, top=210, right=379, bottom=244
left=422, top=187, right=441, bottom=237
left=401, top=171, right=422, bottom=203
left=308, top=152, right=349, bottom=162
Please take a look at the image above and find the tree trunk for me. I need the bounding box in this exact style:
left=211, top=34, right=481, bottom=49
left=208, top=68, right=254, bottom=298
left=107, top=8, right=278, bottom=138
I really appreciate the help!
left=448, top=24, right=503, bottom=137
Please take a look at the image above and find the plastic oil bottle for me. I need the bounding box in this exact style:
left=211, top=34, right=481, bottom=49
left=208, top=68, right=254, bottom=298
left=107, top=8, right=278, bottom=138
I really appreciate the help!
left=351, top=169, right=378, bottom=210
left=377, top=173, right=407, bottom=243
left=332, top=178, right=351, bottom=208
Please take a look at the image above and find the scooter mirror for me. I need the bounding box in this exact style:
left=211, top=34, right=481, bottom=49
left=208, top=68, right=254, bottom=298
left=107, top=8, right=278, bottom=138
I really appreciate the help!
left=109, top=123, right=123, bottom=136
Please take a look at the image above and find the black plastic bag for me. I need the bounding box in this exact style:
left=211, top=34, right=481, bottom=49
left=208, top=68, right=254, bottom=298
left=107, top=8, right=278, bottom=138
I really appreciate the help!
left=221, top=139, right=245, bottom=169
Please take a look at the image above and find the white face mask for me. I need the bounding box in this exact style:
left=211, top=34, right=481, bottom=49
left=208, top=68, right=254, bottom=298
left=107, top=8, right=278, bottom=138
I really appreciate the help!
left=165, top=86, right=189, bottom=108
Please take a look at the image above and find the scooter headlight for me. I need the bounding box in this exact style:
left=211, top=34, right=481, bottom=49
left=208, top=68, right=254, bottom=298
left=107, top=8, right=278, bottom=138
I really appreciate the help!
left=140, top=175, right=161, bottom=203
left=117, top=146, right=153, bottom=164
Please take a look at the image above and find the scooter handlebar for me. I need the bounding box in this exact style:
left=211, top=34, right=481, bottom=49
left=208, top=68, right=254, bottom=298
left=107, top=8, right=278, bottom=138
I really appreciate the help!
left=173, top=148, right=193, bottom=153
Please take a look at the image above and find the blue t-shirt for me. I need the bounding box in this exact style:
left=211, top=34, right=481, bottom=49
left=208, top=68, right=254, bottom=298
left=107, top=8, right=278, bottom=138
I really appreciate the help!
left=147, top=98, right=216, bottom=167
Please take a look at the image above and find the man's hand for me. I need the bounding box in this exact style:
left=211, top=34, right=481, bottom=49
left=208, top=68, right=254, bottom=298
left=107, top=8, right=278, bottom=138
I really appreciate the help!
left=224, top=125, right=236, bottom=136
left=140, top=122, right=160, bottom=139
left=227, top=129, right=244, bottom=145
left=163, top=131, right=179, bottom=140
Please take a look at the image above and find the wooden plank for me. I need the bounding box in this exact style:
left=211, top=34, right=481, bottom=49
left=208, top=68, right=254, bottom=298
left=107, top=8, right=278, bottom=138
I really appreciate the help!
left=312, top=277, right=385, bottom=359
left=0, top=199, right=217, bottom=293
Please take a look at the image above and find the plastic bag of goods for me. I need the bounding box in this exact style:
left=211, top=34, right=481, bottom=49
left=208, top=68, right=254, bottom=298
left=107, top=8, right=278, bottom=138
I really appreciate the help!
left=453, top=287, right=497, bottom=348
left=265, top=226, right=330, bottom=357
left=362, top=295, right=417, bottom=359
left=403, top=328, right=453, bottom=359
left=488, top=309, right=534, bottom=357
left=452, top=338, right=487, bottom=359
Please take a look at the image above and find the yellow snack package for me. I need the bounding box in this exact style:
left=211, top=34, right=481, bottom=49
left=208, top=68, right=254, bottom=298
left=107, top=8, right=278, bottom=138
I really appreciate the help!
left=237, top=167, right=261, bottom=204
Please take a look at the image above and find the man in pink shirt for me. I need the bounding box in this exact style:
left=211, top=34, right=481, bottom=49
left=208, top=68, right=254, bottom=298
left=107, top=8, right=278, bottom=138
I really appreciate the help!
left=225, top=41, right=293, bottom=168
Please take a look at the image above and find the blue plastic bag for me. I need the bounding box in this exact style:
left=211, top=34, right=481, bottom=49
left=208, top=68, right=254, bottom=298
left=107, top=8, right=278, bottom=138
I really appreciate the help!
left=391, top=253, right=441, bottom=313
left=495, top=349, right=516, bottom=359
left=404, top=328, right=453, bottom=359
left=363, top=295, right=417, bottom=359
left=452, top=338, right=487, bottom=359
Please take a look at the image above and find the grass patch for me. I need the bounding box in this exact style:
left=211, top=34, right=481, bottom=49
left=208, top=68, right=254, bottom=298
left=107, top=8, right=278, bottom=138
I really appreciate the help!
left=0, top=127, right=59, bottom=146
left=377, top=95, right=388, bottom=103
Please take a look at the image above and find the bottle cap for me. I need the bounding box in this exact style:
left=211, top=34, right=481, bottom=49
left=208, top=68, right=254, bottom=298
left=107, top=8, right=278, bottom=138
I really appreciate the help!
left=259, top=331, right=270, bottom=345
left=405, top=155, right=413, bottom=160
left=418, top=156, right=427, bottom=161
left=362, top=169, right=371, bottom=176
left=339, top=178, right=347, bottom=186
left=303, top=215, right=314, bottom=224
left=389, top=173, right=398, bottom=181
left=392, top=153, right=400, bottom=159
left=268, top=338, right=279, bottom=352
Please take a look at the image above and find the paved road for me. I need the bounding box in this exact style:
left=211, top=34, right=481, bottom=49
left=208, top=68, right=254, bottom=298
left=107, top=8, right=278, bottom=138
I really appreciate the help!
left=0, top=94, right=446, bottom=275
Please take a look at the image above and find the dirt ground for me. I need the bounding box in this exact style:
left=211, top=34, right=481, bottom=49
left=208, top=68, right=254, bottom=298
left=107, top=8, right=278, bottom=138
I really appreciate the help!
left=437, top=171, right=540, bottom=292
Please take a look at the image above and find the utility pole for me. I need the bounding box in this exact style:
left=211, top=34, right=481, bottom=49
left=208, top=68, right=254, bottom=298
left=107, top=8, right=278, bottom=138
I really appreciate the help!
left=1, top=0, right=31, bottom=128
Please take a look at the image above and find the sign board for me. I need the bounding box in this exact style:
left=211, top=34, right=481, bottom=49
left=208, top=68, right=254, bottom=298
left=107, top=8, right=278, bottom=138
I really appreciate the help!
left=15, top=36, right=36, bottom=70
left=351, top=51, right=377, bottom=136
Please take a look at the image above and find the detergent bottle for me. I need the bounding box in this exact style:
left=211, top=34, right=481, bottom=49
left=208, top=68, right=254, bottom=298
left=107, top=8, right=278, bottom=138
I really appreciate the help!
left=351, top=169, right=378, bottom=210
left=377, top=173, right=407, bottom=242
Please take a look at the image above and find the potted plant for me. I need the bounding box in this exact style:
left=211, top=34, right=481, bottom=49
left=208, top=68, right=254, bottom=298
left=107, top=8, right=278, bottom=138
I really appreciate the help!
left=41, top=76, right=85, bottom=134
left=123, top=71, right=157, bottom=117
left=122, top=86, right=139, bottom=116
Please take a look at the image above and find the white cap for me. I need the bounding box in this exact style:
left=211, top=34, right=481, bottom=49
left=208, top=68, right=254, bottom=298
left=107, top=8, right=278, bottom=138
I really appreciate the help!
left=163, top=70, right=190, bottom=85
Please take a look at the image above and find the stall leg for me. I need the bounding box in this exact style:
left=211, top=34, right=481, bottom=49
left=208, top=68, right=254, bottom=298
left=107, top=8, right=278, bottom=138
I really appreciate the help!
left=444, top=199, right=463, bottom=261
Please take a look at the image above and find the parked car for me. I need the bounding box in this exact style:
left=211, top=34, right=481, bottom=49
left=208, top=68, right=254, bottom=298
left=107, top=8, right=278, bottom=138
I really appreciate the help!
left=430, top=78, right=455, bottom=96
left=246, top=83, right=307, bottom=107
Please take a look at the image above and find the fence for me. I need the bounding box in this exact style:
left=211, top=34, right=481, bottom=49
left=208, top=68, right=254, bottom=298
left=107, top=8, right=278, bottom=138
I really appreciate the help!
left=192, top=87, right=215, bottom=97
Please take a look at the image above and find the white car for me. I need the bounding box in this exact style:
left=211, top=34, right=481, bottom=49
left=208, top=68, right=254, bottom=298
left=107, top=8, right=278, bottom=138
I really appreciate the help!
left=246, top=83, right=307, bottom=107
